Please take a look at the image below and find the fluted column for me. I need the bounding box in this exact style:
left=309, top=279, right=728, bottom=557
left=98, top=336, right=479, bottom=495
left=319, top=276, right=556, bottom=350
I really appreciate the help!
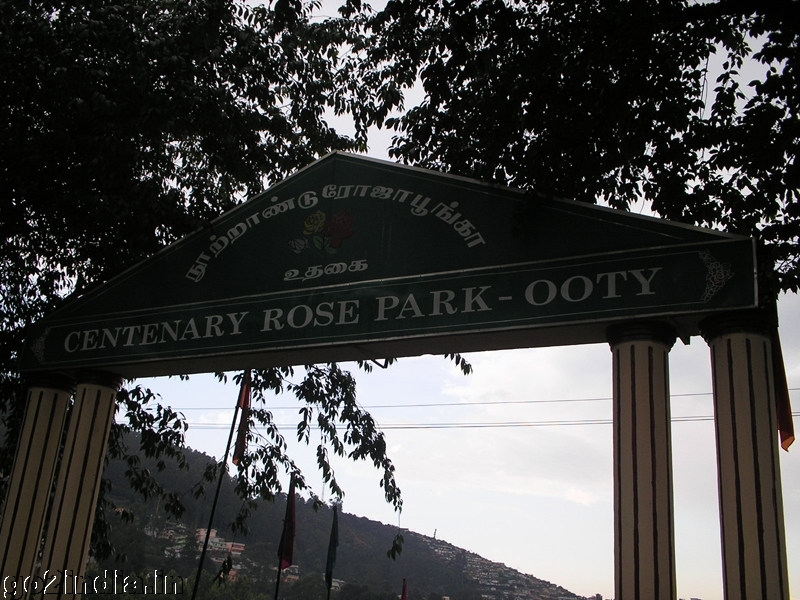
left=608, top=322, right=677, bottom=600
left=0, top=373, right=74, bottom=583
left=39, top=370, right=121, bottom=598
left=701, top=312, right=789, bottom=600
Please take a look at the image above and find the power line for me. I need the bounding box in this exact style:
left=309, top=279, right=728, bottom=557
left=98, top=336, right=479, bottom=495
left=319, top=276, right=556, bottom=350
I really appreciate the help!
left=172, top=397, right=614, bottom=410
left=165, top=388, right=800, bottom=412
left=182, top=412, right=800, bottom=431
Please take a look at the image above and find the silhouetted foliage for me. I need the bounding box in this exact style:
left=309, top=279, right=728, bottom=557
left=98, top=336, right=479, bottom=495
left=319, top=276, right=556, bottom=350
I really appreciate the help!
left=351, top=0, right=800, bottom=294
left=0, top=0, right=404, bottom=561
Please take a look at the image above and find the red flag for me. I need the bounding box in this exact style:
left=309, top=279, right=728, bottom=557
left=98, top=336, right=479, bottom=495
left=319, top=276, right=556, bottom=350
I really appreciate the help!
left=232, top=371, right=251, bottom=466
left=772, top=331, right=795, bottom=450
left=400, top=578, right=407, bottom=600
left=277, top=476, right=296, bottom=569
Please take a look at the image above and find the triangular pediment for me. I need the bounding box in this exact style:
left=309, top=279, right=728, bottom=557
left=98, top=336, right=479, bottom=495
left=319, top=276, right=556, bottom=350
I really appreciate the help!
left=21, top=153, right=755, bottom=377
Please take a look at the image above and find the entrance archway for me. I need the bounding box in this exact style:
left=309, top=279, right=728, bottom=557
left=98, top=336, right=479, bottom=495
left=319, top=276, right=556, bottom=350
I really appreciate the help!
left=3, top=153, right=791, bottom=599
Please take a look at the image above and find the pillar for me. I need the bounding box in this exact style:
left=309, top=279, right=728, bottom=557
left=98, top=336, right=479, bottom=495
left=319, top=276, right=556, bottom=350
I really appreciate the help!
left=39, top=370, right=122, bottom=597
left=608, top=322, right=677, bottom=600
left=0, top=373, right=74, bottom=583
left=701, top=312, right=789, bottom=600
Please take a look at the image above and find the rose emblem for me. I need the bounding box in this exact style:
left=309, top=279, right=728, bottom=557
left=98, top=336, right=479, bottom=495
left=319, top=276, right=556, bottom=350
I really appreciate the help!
left=291, top=209, right=356, bottom=254
left=303, top=211, right=327, bottom=235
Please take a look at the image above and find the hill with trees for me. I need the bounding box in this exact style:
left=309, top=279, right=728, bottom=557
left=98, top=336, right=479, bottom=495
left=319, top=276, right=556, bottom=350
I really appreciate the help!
left=96, top=434, right=588, bottom=600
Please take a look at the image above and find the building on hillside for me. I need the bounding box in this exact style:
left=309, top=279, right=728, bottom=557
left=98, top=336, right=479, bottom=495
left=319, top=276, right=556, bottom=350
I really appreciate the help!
left=226, top=542, right=245, bottom=555
left=196, top=528, right=217, bottom=541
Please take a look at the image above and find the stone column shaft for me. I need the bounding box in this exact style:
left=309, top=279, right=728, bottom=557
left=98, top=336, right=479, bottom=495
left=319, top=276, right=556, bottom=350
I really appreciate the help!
left=38, top=372, right=121, bottom=599
left=703, top=315, right=789, bottom=600
left=609, top=323, right=677, bottom=600
left=0, top=374, right=74, bottom=583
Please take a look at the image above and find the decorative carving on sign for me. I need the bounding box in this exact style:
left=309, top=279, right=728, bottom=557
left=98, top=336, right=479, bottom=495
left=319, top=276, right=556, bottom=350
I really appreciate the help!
left=699, top=250, right=734, bottom=302
left=31, top=328, right=49, bottom=364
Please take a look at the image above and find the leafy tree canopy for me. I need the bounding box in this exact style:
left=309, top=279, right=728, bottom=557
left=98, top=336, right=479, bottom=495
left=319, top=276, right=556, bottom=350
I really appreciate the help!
left=350, top=0, right=800, bottom=294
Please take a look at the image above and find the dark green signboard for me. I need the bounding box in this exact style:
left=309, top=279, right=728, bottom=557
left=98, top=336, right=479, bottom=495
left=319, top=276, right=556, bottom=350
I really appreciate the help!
left=20, top=153, right=756, bottom=377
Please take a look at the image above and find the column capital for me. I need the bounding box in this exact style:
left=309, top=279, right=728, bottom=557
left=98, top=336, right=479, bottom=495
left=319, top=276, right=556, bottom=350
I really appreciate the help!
left=75, top=370, right=124, bottom=391
left=607, top=321, right=677, bottom=349
left=699, top=308, right=777, bottom=344
left=25, top=371, right=75, bottom=393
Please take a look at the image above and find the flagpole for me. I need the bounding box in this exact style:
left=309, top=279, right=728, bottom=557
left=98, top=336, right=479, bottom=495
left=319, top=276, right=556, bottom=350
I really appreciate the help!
left=273, top=565, right=283, bottom=600
left=190, top=404, right=239, bottom=600
left=325, top=504, right=339, bottom=600
left=190, top=372, right=250, bottom=600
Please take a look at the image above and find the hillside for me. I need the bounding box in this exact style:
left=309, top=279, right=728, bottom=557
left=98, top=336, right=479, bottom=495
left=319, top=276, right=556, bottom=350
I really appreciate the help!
left=98, top=435, right=588, bottom=600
